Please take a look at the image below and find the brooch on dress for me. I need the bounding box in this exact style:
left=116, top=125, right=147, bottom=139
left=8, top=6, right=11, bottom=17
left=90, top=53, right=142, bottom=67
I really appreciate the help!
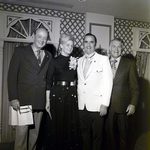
left=69, top=56, right=78, bottom=70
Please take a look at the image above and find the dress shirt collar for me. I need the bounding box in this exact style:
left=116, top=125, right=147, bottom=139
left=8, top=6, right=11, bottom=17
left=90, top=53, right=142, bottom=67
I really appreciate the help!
left=31, top=44, right=44, bottom=54
left=85, top=52, right=95, bottom=59
left=110, top=56, right=121, bottom=69
left=31, top=45, right=45, bottom=61
left=110, top=56, right=121, bottom=63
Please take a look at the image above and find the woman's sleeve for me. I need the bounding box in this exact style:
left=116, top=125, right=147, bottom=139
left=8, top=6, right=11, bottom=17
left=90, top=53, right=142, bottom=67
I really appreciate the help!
left=46, top=58, right=55, bottom=90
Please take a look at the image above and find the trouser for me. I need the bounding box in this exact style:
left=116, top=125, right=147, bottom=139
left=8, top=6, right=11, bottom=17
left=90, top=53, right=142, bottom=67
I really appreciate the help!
left=14, top=111, right=43, bottom=150
left=79, top=108, right=104, bottom=150
left=105, top=107, right=128, bottom=150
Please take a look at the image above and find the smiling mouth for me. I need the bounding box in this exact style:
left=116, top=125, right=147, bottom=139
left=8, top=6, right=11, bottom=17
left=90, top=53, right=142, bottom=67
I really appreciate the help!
left=39, top=41, right=45, bottom=45
left=86, top=47, right=91, bottom=50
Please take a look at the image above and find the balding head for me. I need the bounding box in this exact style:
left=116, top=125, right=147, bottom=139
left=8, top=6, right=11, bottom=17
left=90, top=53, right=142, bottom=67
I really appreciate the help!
left=32, top=28, right=49, bottom=50
left=34, top=28, right=48, bottom=36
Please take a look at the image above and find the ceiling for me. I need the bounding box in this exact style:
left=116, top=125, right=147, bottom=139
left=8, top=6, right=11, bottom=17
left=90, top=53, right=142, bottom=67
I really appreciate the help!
left=2, top=0, right=150, bottom=22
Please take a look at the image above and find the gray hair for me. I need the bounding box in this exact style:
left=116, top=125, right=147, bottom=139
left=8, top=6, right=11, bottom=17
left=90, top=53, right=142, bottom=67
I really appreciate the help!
left=57, top=33, right=74, bottom=55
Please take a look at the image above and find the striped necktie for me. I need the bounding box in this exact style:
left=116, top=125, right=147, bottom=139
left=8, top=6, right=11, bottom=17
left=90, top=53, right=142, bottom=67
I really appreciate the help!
left=83, top=57, right=91, bottom=78
left=37, top=50, right=42, bottom=66
left=83, top=53, right=95, bottom=78
left=110, top=60, right=117, bottom=79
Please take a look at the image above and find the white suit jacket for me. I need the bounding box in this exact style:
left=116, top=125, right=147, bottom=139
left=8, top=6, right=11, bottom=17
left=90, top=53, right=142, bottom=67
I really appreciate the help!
left=77, top=52, right=113, bottom=112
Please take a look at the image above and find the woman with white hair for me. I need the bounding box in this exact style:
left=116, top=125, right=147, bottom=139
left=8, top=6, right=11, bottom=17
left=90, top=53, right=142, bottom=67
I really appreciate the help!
left=44, top=33, right=82, bottom=150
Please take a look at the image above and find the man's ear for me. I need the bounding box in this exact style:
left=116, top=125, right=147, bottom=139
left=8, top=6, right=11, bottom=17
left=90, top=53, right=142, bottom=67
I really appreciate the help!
left=60, top=44, right=63, bottom=49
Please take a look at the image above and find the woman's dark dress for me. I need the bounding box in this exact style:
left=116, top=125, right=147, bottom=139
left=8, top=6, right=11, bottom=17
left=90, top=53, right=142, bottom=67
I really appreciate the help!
left=44, top=54, right=82, bottom=150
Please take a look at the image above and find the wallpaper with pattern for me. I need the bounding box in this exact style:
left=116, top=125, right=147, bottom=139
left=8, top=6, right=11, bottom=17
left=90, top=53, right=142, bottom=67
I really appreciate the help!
left=114, top=18, right=150, bottom=55
left=0, top=2, right=150, bottom=56
left=0, top=2, right=85, bottom=52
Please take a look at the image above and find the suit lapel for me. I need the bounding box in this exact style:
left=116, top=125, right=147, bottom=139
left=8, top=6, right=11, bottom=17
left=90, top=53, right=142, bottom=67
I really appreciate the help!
left=24, top=45, right=40, bottom=70
left=24, top=45, right=51, bottom=72
left=78, top=56, right=85, bottom=81
left=78, top=53, right=100, bottom=81
left=39, top=50, right=51, bottom=72
left=114, top=57, right=126, bottom=83
left=85, top=53, right=98, bottom=79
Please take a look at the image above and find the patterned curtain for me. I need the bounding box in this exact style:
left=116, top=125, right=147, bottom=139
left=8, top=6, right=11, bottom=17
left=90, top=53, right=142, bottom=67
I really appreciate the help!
left=136, top=53, right=150, bottom=134
left=2, top=42, right=26, bottom=142
left=136, top=51, right=148, bottom=77
left=1, top=17, right=31, bottom=142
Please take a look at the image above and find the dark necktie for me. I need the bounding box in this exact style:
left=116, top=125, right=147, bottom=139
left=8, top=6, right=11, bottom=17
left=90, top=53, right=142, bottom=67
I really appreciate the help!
left=37, top=50, right=42, bottom=66
left=110, top=60, right=117, bottom=79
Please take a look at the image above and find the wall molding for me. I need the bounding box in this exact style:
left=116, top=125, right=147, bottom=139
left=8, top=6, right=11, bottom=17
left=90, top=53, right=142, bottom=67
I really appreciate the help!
left=0, top=2, right=85, bottom=49
left=0, top=2, right=85, bottom=20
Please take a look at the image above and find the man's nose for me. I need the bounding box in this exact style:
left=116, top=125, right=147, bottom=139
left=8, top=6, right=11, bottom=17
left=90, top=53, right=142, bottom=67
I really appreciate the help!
left=114, top=47, right=119, bottom=51
left=87, top=42, right=91, bottom=47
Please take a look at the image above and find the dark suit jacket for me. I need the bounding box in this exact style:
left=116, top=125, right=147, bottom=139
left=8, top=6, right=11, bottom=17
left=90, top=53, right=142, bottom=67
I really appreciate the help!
left=111, top=57, right=139, bottom=113
left=8, top=44, right=52, bottom=110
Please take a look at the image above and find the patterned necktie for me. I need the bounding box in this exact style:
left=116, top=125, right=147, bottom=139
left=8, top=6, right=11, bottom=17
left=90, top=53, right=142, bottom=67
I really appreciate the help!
left=83, top=57, right=91, bottom=78
left=111, top=60, right=117, bottom=79
left=37, top=50, right=42, bottom=66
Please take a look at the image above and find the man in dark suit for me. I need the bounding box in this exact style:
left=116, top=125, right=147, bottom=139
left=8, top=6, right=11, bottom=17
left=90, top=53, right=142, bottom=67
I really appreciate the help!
left=8, top=28, right=52, bottom=150
left=105, top=38, right=139, bottom=150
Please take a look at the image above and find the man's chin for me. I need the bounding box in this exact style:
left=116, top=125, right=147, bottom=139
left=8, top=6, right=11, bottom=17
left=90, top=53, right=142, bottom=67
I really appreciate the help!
left=38, top=45, right=44, bottom=49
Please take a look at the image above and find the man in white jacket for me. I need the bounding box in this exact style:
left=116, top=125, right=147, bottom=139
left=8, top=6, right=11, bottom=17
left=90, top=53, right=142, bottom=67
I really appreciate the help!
left=77, top=33, right=113, bottom=150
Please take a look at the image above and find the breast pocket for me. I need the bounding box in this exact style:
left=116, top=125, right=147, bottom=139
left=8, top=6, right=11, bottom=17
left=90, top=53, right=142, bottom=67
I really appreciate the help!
left=92, top=68, right=103, bottom=73
left=94, top=91, right=102, bottom=97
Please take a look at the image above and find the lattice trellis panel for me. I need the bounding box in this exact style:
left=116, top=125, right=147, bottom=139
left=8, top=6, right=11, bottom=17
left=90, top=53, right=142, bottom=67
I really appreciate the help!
left=139, top=32, right=150, bottom=49
left=2, top=2, right=150, bottom=56
left=7, top=17, right=53, bottom=41
left=0, top=2, right=85, bottom=50
left=60, top=18, right=85, bottom=48
left=114, top=18, right=150, bottom=55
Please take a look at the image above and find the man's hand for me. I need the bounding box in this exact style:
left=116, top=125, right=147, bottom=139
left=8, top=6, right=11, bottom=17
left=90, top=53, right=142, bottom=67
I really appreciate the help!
left=126, top=104, right=135, bottom=116
left=99, top=105, right=107, bottom=116
left=10, top=99, right=20, bottom=111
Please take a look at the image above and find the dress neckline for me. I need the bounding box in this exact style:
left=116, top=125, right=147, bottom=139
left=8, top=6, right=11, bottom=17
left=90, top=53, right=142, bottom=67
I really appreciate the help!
left=60, top=54, right=70, bottom=58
